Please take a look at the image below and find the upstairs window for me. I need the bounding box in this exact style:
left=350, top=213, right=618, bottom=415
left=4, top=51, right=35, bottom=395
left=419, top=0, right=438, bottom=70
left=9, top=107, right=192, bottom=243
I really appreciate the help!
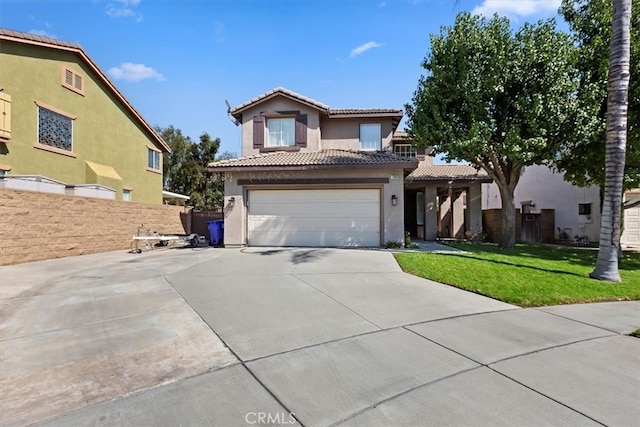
left=253, top=112, right=307, bottom=150
left=394, top=143, right=417, bottom=157
left=37, top=104, right=74, bottom=152
left=62, top=66, right=85, bottom=95
left=266, top=118, right=295, bottom=147
left=147, top=147, right=161, bottom=170
left=360, top=123, right=381, bottom=151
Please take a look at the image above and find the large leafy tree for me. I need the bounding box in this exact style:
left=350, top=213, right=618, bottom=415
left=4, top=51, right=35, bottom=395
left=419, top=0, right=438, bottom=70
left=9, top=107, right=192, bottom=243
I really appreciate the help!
left=158, top=126, right=230, bottom=209
left=557, top=0, right=639, bottom=194
left=406, top=13, right=580, bottom=249
left=591, top=0, right=632, bottom=282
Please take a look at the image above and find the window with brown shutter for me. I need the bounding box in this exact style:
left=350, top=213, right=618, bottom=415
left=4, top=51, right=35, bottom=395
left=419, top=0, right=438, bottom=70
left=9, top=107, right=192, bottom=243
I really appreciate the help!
left=253, top=115, right=264, bottom=148
left=0, top=92, right=11, bottom=142
left=295, top=113, right=307, bottom=147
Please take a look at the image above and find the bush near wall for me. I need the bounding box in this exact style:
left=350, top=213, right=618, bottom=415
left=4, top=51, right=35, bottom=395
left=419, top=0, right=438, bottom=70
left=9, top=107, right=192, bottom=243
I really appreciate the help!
left=0, top=189, right=189, bottom=266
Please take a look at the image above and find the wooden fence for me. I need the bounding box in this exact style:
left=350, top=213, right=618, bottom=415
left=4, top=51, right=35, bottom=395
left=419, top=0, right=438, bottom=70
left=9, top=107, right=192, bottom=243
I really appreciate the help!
left=190, top=209, right=224, bottom=239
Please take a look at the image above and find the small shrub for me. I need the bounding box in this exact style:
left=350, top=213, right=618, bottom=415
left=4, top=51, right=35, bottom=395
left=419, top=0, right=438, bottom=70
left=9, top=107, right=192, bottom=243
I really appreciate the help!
left=385, top=241, right=403, bottom=249
left=404, top=231, right=413, bottom=248
left=470, top=232, right=487, bottom=242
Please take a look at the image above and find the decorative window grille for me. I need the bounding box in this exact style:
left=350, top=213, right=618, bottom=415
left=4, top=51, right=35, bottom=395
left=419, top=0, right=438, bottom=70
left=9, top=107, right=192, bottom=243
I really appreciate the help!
left=38, top=106, right=73, bottom=151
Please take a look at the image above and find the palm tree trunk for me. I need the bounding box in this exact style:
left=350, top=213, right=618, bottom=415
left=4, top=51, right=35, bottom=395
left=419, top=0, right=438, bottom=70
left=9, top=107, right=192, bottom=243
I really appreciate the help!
left=591, top=0, right=631, bottom=282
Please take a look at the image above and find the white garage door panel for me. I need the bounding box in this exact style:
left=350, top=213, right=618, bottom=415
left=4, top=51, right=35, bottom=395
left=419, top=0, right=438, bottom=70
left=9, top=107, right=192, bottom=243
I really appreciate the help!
left=248, top=189, right=380, bottom=247
left=250, top=202, right=379, bottom=217
left=622, top=207, right=639, bottom=244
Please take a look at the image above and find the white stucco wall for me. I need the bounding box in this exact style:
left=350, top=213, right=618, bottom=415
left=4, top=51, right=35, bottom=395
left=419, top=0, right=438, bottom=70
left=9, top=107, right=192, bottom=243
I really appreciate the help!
left=482, top=165, right=600, bottom=241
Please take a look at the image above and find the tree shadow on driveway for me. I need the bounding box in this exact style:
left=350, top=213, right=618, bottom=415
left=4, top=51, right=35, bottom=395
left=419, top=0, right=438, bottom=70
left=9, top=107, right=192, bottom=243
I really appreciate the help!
left=241, top=248, right=330, bottom=264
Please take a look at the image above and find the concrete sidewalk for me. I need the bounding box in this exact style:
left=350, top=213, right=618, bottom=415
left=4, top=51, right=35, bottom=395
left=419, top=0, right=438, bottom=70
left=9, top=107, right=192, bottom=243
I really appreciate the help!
left=1, top=247, right=638, bottom=426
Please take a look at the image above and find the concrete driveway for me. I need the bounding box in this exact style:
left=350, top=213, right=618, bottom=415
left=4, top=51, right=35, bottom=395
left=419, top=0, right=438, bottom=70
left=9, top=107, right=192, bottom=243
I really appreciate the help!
left=0, top=247, right=638, bottom=426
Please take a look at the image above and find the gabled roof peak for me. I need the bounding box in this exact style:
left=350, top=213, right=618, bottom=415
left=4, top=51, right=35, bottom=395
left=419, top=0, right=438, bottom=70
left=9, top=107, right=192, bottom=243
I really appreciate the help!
left=0, top=27, right=169, bottom=152
left=230, top=87, right=330, bottom=116
left=229, top=87, right=403, bottom=130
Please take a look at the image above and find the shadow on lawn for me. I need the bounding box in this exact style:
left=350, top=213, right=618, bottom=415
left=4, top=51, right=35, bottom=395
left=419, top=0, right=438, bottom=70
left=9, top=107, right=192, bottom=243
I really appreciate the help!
left=447, top=243, right=640, bottom=272
left=438, top=252, right=591, bottom=279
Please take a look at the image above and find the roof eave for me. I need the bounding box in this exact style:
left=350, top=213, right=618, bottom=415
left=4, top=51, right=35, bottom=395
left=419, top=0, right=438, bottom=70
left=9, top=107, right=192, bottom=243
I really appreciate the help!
left=208, top=161, right=418, bottom=173
left=406, top=176, right=493, bottom=183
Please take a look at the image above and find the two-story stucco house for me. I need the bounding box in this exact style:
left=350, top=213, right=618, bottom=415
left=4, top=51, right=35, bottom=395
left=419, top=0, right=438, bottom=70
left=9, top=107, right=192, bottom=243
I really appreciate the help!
left=208, top=87, right=490, bottom=247
left=0, top=29, right=169, bottom=204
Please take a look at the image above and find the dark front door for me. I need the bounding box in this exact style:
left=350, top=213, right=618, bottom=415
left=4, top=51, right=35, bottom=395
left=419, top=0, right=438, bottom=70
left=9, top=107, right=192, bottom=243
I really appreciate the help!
left=404, top=189, right=418, bottom=238
left=404, top=190, right=425, bottom=240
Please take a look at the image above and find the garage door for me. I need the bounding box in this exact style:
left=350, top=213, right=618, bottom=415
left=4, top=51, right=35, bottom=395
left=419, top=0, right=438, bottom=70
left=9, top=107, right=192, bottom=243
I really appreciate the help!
left=622, top=205, right=639, bottom=245
left=248, top=189, right=380, bottom=247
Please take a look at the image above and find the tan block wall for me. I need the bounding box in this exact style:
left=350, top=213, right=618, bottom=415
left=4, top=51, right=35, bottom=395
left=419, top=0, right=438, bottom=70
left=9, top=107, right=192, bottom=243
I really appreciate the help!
left=0, top=189, right=189, bottom=266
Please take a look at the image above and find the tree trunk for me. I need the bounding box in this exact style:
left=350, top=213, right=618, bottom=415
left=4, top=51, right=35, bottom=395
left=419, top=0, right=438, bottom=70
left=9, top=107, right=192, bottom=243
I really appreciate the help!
left=498, top=183, right=517, bottom=250
left=591, top=0, right=631, bottom=282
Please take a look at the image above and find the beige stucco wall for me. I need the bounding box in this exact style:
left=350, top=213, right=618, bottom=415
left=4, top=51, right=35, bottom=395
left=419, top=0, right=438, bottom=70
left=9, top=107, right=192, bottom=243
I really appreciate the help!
left=222, top=168, right=406, bottom=247
left=0, top=188, right=188, bottom=266
left=238, top=96, right=398, bottom=156
left=240, top=98, right=322, bottom=155
left=0, top=40, right=165, bottom=204
left=320, top=117, right=395, bottom=151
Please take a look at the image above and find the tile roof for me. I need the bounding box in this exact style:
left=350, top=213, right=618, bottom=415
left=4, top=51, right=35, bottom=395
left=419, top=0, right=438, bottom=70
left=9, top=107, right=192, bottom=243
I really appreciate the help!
left=0, top=28, right=82, bottom=49
left=0, top=28, right=170, bottom=152
left=208, top=149, right=418, bottom=171
left=229, top=87, right=403, bottom=123
left=407, top=165, right=492, bottom=182
left=328, top=108, right=402, bottom=116
left=393, top=131, right=410, bottom=140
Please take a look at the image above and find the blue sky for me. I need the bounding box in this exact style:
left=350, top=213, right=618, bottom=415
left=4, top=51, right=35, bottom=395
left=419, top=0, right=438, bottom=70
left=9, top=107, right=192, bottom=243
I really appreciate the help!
left=1, top=0, right=565, bottom=158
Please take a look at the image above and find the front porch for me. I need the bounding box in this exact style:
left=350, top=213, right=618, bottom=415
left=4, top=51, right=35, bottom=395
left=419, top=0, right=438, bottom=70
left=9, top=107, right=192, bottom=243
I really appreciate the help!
left=403, top=165, right=492, bottom=241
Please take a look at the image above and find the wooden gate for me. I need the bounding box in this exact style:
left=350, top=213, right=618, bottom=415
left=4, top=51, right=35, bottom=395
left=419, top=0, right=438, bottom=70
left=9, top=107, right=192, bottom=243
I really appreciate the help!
left=190, top=209, right=223, bottom=239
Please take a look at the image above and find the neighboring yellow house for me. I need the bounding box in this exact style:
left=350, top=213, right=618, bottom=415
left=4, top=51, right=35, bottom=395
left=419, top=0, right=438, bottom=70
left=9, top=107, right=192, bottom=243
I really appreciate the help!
left=0, top=28, right=170, bottom=204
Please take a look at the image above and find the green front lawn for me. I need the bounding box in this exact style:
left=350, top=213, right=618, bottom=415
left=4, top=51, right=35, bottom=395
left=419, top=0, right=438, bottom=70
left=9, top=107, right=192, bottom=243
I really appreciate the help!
left=394, top=243, right=640, bottom=307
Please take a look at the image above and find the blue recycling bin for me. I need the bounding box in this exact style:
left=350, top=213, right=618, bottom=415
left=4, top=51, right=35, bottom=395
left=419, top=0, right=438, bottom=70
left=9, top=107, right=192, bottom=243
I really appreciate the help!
left=207, top=220, right=224, bottom=246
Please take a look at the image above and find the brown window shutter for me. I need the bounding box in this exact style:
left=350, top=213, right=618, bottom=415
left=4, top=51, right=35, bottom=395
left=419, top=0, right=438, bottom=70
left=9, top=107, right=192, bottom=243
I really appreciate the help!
left=0, top=93, right=11, bottom=141
left=253, top=115, right=264, bottom=148
left=295, top=113, right=307, bottom=147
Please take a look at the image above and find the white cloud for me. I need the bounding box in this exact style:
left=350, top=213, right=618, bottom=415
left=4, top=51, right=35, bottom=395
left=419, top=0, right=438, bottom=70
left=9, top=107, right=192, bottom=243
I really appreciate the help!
left=350, top=41, right=383, bottom=58
left=108, top=63, right=164, bottom=82
left=104, top=0, right=143, bottom=21
left=472, top=0, right=561, bottom=18
left=28, top=29, right=57, bottom=39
